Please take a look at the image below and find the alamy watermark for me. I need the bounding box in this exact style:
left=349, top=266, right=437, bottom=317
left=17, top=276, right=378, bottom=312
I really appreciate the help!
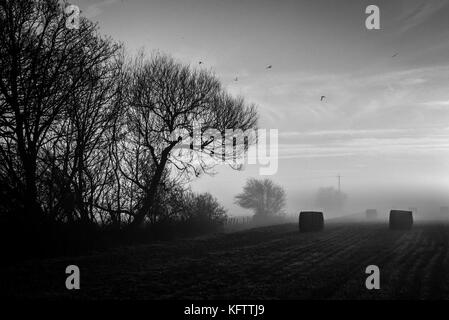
left=365, top=265, right=380, bottom=290
left=170, top=122, right=279, bottom=176
left=65, top=265, right=80, bottom=290
left=65, top=4, right=80, bottom=29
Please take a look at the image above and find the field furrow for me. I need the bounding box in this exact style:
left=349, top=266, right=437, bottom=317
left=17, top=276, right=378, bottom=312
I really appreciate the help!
left=2, top=222, right=449, bottom=299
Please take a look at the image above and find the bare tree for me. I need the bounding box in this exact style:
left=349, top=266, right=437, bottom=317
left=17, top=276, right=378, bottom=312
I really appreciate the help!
left=123, top=54, right=258, bottom=227
left=41, top=49, right=124, bottom=224
left=0, top=0, right=121, bottom=221
left=235, top=178, right=286, bottom=220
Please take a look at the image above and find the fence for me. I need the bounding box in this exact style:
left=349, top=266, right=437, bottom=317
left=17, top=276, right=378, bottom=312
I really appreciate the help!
left=225, top=216, right=252, bottom=226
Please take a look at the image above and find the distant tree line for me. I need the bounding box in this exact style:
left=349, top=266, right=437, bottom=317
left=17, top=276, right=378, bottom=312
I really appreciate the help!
left=315, top=187, right=347, bottom=213
left=0, top=0, right=257, bottom=259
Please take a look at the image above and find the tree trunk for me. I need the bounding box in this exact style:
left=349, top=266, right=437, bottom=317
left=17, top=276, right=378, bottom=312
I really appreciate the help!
left=23, top=155, right=42, bottom=222
left=129, top=148, right=171, bottom=228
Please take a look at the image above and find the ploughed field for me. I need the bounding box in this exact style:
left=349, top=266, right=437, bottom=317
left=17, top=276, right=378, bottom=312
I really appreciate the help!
left=2, top=221, right=449, bottom=299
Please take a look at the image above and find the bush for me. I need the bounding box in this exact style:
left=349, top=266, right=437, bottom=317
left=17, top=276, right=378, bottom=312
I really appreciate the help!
left=178, top=192, right=227, bottom=236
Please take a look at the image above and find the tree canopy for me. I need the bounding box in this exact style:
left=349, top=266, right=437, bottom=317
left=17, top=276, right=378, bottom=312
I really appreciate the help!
left=235, top=178, right=286, bottom=220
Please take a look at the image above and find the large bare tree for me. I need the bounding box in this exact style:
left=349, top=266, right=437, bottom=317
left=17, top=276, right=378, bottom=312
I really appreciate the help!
left=0, top=0, right=121, bottom=220
left=123, top=54, right=258, bottom=227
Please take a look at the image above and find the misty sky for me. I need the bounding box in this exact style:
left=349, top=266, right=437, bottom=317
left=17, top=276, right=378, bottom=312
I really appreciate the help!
left=72, top=0, right=449, bottom=216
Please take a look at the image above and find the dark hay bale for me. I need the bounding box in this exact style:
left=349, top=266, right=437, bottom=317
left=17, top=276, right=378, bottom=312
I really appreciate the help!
left=299, top=211, right=324, bottom=232
left=389, top=210, right=413, bottom=230
left=366, top=209, right=378, bottom=219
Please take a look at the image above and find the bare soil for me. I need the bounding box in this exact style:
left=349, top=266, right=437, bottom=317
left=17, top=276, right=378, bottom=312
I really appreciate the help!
left=2, top=221, right=449, bottom=300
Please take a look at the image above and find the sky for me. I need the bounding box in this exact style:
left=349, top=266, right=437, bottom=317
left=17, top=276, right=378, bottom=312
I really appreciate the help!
left=71, top=0, right=449, bottom=217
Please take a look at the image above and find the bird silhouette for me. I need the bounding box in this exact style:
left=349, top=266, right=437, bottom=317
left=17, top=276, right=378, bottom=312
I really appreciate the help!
left=392, top=53, right=398, bottom=58
left=234, top=77, right=238, bottom=81
left=198, top=61, right=203, bottom=65
left=266, top=65, right=272, bottom=69
left=320, top=95, right=326, bottom=101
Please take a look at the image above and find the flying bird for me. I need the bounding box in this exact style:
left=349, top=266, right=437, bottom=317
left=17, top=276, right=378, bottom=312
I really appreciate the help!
left=198, top=61, right=203, bottom=65
left=320, top=95, right=326, bottom=102
left=234, top=77, right=238, bottom=82
left=266, top=65, right=272, bottom=69
left=392, top=53, right=398, bottom=58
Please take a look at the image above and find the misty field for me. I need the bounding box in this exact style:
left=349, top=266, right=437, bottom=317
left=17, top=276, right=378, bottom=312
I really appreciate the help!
left=3, top=221, right=449, bottom=300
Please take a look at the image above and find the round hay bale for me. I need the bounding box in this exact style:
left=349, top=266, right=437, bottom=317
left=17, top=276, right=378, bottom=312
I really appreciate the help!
left=366, top=209, right=378, bottom=219
left=389, top=210, right=413, bottom=230
left=299, top=211, right=324, bottom=232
